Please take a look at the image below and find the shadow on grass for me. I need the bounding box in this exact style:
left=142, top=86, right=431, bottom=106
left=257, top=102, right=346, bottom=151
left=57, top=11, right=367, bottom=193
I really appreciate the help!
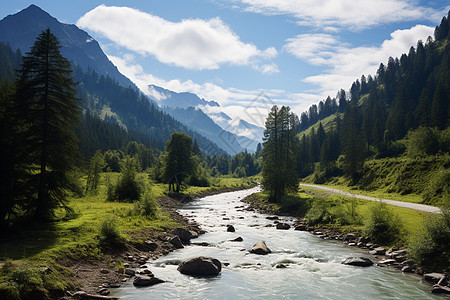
left=0, top=221, right=59, bottom=260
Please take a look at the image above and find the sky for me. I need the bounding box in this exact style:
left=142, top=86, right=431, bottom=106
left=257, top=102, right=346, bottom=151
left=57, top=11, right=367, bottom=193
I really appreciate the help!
left=2, top=1, right=449, bottom=129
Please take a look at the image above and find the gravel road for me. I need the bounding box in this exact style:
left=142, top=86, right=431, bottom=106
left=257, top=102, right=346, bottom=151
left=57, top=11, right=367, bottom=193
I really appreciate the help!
left=300, top=184, right=441, bottom=213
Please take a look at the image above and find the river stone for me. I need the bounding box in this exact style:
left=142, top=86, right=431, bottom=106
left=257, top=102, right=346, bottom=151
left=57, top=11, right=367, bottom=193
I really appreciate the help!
left=342, top=257, right=374, bottom=267
left=133, top=275, right=165, bottom=287
left=431, top=285, right=450, bottom=294
left=294, top=224, right=307, bottom=231
left=230, top=236, right=243, bottom=242
left=172, top=228, right=194, bottom=244
left=169, top=236, right=184, bottom=249
left=144, top=240, right=159, bottom=251
left=250, top=241, right=271, bottom=255
left=424, top=273, right=446, bottom=284
left=177, top=256, right=222, bottom=276
left=266, top=216, right=279, bottom=220
left=276, top=223, right=291, bottom=230
left=227, top=225, right=236, bottom=232
left=124, top=268, right=135, bottom=276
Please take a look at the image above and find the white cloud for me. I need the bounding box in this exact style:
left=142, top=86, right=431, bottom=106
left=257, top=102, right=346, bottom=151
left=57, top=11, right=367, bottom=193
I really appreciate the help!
left=236, top=0, right=447, bottom=30
left=77, top=5, right=276, bottom=71
left=108, top=54, right=316, bottom=127
left=284, top=25, right=435, bottom=96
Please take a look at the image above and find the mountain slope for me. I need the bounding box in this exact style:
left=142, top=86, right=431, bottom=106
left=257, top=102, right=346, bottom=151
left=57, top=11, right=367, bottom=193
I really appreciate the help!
left=163, top=107, right=247, bottom=155
left=0, top=4, right=133, bottom=88
left=148, top=84, right=263, bottom=153
left=149, top=85, right=219, bottom=109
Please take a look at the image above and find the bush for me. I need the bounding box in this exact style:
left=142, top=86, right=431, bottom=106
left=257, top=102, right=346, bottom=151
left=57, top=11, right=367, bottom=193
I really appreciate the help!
left=364, top=201, right=403, bottom=245
left=408, top=208, right=450, bottom=271
left=305, top=198, right=362, bottom=226
left=133, top=192, right=159, bottom=218
left=114, top=158, right=141, bottom=202
left=99, top=218, right=123, bottom=248
left=406, top=127, right=440, bottom=157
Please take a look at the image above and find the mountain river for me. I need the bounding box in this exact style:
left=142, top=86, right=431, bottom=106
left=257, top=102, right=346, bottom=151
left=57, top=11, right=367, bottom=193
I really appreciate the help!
left=113, top=187, right=439, bottom=299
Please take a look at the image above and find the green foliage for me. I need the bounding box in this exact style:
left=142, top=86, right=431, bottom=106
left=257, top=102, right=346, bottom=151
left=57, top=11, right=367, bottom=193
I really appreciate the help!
left=99, top=218, right=123, bottom=248
left=108, top=157, right=142, bottom=202
left=262, top=105, right=300, bottom=201
left=133, top=191, right=159, bottom=218
left=364, top=201, right=403, bottom=245
left=162, top=132, right=198, bottom=193
left=406, top=127, right=440, bottom=157
left=408, top=208, right=450, bottom=271
left=86, top=150, right=105, bottom=194
left=423, top=168, right=450, bottom=206
left=305, top=198, right=362, bottom=226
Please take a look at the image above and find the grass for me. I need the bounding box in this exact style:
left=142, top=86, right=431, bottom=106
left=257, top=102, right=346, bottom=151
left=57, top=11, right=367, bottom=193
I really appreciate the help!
left=0, top=172, right=256, bottom=297
left=245, top=186, right=431, bottom=245
left=300, top=185, right=431, bottom=241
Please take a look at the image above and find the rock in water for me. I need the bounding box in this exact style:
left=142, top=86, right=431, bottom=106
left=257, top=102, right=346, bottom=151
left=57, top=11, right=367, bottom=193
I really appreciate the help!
left=133, top=275, right=165, bottom=287
left=342, top=257, right=374, bottom=267
left=250, top=241, right=271, bottom=255
left=177, top=256, right=222, bottom=276
left=227, top=225, right=235, bottom=232
left=172, top=228, right=194, bottom=244
left=276, top=223, right=291, bottom=230
left=169, top=236, right=184, bottom=249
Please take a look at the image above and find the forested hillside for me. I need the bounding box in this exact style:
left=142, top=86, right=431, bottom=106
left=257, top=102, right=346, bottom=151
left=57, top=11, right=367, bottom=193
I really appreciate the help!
left=295, top=12, right=450, bottom=205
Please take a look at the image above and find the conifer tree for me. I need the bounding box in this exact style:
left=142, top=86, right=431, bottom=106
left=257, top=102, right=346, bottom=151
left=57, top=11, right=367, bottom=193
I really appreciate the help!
left=162, top=132, right=197, bottom=193
left=15, top=29, right=80, bottom=220
left=262, top=105, right=299, bottom=201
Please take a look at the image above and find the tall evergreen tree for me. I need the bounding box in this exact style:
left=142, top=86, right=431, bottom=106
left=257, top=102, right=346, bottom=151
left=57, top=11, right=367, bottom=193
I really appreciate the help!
left=162, top=132, right=197, bottom=193
left=262, top=106, right=299, bottom=201
left=15, top=29, right=80, bottom=220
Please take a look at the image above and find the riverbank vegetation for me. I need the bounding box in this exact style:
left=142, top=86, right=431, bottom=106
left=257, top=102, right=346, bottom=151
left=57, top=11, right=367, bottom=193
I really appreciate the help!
left=243, top=187, right=449, bottom=272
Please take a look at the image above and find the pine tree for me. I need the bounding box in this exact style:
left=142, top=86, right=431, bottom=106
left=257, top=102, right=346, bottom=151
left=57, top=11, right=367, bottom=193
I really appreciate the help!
left=162, top=132, right=197, bottom=193
left=262, top=105, right=299, bottom=201
left=15, top=29, right=80, bottom=220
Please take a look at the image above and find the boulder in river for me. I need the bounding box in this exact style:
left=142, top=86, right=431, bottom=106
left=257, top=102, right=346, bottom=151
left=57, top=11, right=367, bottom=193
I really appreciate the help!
left=227, top=225, right=236, bottom=232
left=172, top=228, right=194, bottom=244
left=230, top=236, right=243, bottom=242
left=342, top=257, right=374, bottom=267
left=177, top=256, right=222, bottom=276
left=424, top=273, right=447, bottom=284
left=169, top=236, right=184, bottom=249
left=250, top=241, right=271, bottom=255
left=133, top=275, right=165, bottom=287
left=276, top=223, right=291, bottom=230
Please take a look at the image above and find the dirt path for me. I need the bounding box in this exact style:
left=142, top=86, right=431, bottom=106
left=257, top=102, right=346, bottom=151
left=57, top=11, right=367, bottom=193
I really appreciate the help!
left=300, top=184, right=441, bottom=213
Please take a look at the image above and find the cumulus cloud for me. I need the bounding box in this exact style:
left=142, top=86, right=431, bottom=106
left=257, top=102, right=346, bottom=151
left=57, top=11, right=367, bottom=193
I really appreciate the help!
left=107, top=54, right=316, bottom=126
left=236, top=0, right=447, bottom=30
left=284, top=25, right=435, bottom=96
left=77, top=5, right=277, bottom=71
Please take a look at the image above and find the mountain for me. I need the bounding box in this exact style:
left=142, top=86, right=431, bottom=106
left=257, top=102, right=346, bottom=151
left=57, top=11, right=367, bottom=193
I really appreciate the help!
left=0, top=4, right=133, bottom=88
left=0, top=6, right=227, bottom=157
left=148, top=84, right=263, bottom=153
left=149, top=85, right=219, bottom=109
left=163, top=106, right=247, bottom=155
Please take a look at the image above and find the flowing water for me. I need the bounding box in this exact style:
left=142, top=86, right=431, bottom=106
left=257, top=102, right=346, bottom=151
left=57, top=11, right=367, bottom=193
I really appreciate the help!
left=113, top=187, right=439, bottom=299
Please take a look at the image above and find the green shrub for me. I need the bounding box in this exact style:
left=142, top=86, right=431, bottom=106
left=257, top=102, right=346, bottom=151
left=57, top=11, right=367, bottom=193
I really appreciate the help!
left=133, top=192, right=159, bottom=218
left=99, top=218, right=123, bottom=248
left=305, top=198, right=362, bottom=226
left=0, top=282, right=20, bottom=300
left=114, top=158, right=141, bottom=202
left=364, top=201, right=403, bottom=245
left=408, top=208, right=450, bottom=271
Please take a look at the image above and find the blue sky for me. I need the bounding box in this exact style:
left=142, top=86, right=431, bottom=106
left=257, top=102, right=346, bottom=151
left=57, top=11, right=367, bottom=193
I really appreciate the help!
left=2, top=1, right=449, bottom=128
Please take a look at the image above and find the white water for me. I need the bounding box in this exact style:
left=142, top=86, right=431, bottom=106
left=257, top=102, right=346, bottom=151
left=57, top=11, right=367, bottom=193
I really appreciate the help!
left=113, top=187, right=439, bottom=299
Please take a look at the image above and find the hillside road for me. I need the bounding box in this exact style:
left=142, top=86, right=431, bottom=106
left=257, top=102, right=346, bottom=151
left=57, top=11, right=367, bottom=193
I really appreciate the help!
left=300, top=184, right=441, bottom=213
